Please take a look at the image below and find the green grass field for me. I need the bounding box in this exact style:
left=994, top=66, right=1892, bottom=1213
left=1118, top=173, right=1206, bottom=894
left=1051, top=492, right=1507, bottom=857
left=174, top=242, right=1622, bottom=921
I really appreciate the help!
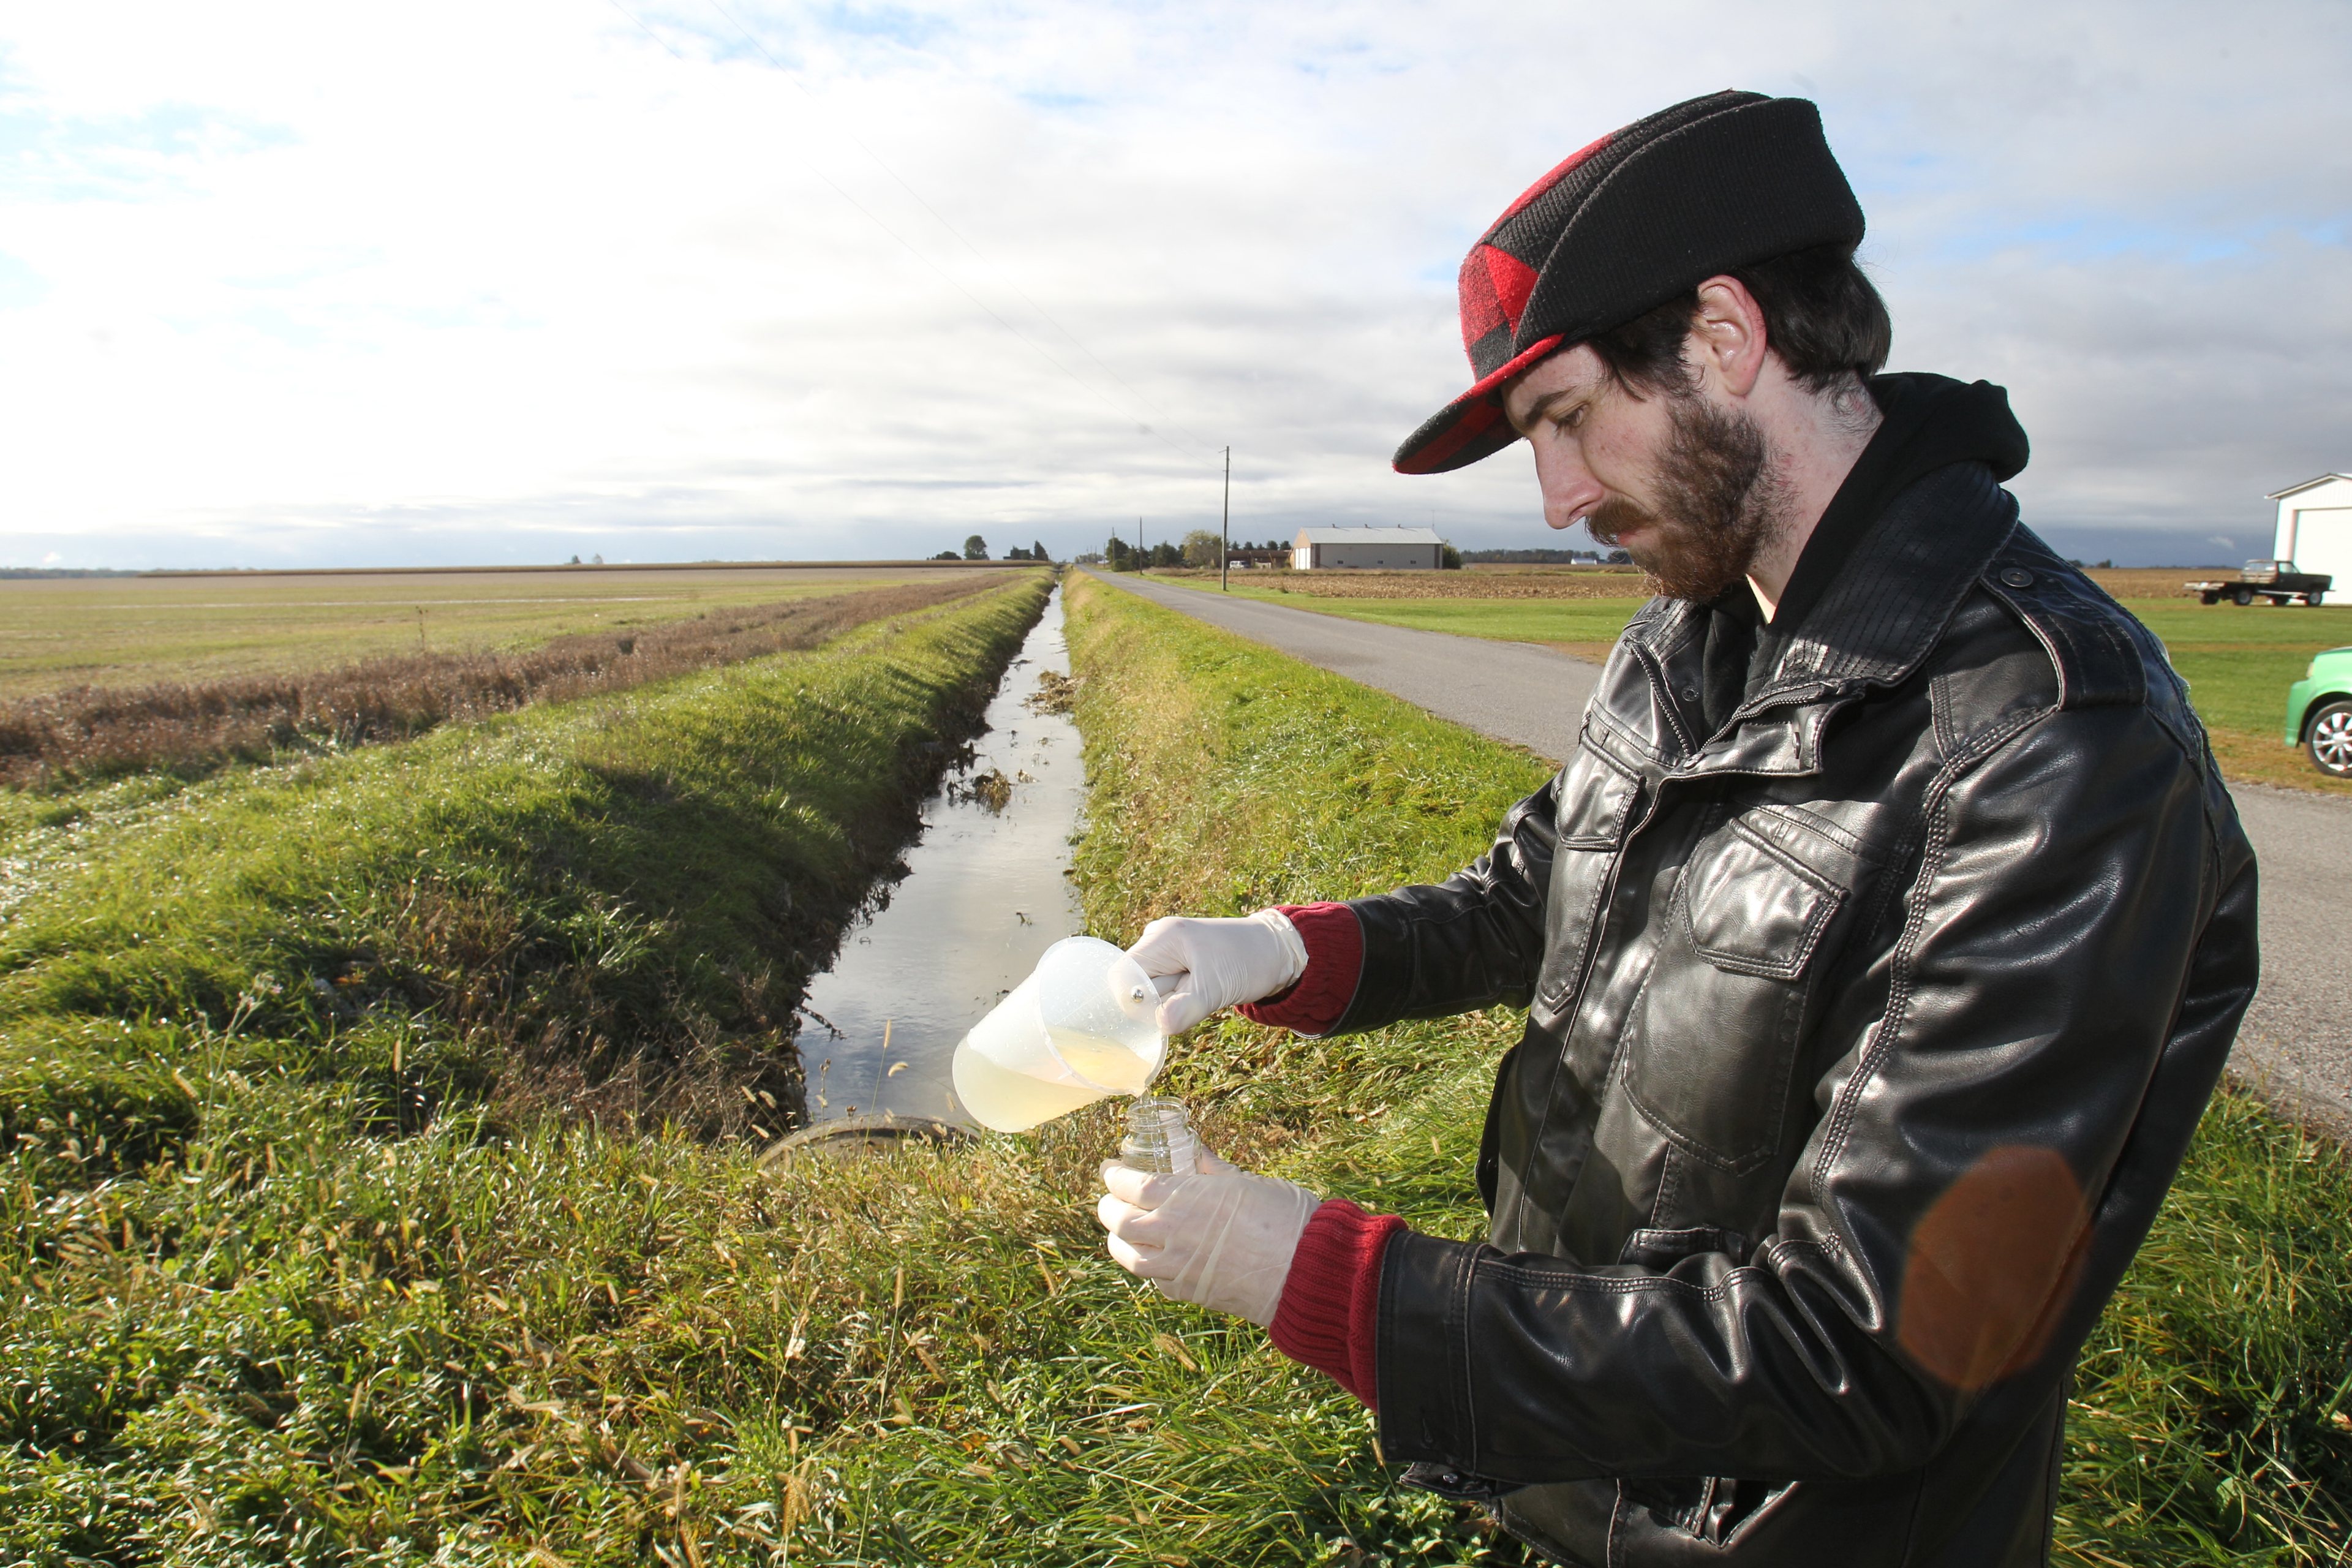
left=0, top=567, right=993, bottom=698
left=2125, top=602, right=2352, bottom=793
left=1140, top=575, right=2352, bottom=796
left=1204, top=579, right=1646, bottom=660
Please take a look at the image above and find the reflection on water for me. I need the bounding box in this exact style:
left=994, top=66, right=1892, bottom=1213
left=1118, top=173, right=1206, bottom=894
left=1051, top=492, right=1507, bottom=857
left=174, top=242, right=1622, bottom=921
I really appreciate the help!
left=794, top=586, right=1086, bottom=1125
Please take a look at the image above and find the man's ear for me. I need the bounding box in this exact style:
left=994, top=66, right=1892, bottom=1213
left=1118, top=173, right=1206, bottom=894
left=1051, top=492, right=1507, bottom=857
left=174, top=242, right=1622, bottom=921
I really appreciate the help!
left=1689, top=275, right=1769, bottom=399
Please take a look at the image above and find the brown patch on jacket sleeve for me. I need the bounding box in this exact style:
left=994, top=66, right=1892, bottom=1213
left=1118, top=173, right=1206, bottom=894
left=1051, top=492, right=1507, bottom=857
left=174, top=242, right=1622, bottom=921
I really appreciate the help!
left=1896, top=1145, right=2092, bottom=1392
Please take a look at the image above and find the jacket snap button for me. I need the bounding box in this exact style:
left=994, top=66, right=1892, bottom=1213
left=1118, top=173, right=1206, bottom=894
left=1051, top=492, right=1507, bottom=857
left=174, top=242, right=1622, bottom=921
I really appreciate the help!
left=2000, top=567, right=2034, bottom=588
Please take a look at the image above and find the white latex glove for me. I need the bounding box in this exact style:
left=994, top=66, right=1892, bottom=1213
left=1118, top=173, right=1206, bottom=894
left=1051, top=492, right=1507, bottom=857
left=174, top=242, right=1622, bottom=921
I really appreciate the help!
left=1127, top=910, right=1309, bottom=1035
left=1095, top=1148, right=1321, bottom=1327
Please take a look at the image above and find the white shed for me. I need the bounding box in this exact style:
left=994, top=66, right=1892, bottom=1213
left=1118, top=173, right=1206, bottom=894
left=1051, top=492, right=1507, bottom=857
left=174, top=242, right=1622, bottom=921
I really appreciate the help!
left=2268, top=474, right=2352, bottom=587
left=1291, top=526, right=1448, bottom=570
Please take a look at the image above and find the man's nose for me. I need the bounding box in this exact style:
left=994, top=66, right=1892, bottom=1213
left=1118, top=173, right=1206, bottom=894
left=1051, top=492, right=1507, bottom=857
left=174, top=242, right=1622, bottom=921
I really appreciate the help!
left=1531, top=440, right=1605, bottom=532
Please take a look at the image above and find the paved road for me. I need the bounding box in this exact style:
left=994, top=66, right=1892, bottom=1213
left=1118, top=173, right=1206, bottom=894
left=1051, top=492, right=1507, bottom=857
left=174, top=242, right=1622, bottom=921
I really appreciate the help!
left=1094, top=571, right=2351, bottom=1139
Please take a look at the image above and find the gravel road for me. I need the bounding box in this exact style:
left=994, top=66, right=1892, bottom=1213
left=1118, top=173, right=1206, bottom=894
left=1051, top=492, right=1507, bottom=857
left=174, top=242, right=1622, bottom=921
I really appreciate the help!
left=1094, top=571, right=2350, bottom=1139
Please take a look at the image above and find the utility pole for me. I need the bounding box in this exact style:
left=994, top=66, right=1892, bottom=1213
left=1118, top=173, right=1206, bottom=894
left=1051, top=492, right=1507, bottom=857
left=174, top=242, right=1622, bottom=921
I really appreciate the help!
left=1219, top=446, right=1232, bottom=592
left=1136, top=516, right=1143, bottom=571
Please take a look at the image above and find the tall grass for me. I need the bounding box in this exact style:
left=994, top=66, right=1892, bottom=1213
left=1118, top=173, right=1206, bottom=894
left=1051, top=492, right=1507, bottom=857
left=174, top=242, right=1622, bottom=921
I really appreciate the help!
left=0, top=578, right=994, bottom=789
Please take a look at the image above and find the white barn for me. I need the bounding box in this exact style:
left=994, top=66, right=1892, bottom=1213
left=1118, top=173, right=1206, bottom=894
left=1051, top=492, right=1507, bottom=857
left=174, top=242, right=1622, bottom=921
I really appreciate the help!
left=1292, top=526, right=1448, bottom=570
left=2268, top=474, right=2352, bottom=587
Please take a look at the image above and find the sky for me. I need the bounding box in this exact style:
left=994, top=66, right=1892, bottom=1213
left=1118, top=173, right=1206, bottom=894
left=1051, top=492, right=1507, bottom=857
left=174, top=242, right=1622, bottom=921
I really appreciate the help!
left=0, top=1, right=2346, bottom=570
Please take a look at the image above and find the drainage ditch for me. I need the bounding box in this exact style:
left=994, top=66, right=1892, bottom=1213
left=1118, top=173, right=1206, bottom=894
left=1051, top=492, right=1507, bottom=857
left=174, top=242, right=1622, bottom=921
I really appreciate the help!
left=788, top=584, right=1086, bottom=1139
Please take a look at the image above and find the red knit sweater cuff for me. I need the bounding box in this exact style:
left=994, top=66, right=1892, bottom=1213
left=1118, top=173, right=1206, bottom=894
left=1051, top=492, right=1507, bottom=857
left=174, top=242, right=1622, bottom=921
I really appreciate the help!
left=1236, top=903, right=1362, bottom=1036
left=1268, top=1198, right=1404, bottom=1410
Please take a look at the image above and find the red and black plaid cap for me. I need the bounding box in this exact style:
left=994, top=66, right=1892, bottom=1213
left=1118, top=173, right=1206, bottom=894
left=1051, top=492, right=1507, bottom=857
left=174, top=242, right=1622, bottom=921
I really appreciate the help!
left=1393, top=91, right=1864, bottom=475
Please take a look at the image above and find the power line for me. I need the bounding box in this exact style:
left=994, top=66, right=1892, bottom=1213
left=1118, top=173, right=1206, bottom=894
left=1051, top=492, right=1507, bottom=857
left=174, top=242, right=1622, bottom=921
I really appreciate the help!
left=605, top=0, right=1220, bottom=469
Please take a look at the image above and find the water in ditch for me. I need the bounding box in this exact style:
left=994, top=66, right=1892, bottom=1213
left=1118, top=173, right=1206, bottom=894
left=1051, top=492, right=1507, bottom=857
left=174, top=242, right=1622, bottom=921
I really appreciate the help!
left=793, top=586, right=1086, bottom=1127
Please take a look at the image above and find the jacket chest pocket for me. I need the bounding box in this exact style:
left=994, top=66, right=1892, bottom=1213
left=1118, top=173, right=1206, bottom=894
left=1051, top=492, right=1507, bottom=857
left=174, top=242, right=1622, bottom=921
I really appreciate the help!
left=1532, top=742, right=1640, bottom=1023
left=1620, top=816, right=1847, bottom=1174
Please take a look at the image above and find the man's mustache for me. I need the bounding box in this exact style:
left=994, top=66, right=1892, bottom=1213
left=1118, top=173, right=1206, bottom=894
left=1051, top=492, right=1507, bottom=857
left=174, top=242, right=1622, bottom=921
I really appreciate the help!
left=1583, top=496, right=1660, bottom=548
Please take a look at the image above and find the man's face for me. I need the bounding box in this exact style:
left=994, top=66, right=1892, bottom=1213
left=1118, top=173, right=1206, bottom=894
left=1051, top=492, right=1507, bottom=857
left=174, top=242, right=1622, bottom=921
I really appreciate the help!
left=1500, top=343, right=1781, bottom=601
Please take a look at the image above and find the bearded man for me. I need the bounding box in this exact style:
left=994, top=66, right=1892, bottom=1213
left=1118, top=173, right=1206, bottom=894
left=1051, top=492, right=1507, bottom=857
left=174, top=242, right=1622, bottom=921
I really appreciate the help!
left=1093, top=91, right=2260, bottom=1565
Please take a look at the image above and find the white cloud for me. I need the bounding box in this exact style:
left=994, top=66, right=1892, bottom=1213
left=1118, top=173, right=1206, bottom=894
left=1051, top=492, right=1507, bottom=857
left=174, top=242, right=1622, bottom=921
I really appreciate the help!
left=0, top=0, right=2345, bottom=568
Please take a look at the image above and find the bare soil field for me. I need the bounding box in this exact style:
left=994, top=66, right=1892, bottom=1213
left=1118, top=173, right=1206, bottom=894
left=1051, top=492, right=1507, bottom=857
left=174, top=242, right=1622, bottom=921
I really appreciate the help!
left=0, top=564, right=1003, bottom=699
left=2087, top=567, right=2236, bottom=601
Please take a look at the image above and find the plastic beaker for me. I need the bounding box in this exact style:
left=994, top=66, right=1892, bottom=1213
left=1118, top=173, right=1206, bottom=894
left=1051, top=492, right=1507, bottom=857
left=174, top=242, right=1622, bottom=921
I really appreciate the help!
left=951, top=935, right=1165, bottom=1132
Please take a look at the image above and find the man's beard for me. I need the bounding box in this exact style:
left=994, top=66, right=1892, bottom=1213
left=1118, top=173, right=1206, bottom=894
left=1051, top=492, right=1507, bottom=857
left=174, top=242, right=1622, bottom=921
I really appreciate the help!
left=1584, top=391, right=1786, bottom=602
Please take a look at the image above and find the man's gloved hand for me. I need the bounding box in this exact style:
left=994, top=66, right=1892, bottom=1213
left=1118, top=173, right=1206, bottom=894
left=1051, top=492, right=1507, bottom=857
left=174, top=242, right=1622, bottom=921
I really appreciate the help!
left=1096, top=1147, right=1321, bottom=1327
left=1128, top=910, right=1309, bottom=1035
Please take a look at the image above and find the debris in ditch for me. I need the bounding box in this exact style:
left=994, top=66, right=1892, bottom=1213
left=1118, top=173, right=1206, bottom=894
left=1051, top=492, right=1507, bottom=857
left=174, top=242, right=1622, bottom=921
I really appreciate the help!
left=969, top=767, right=1014, bottom=812
left=1025, top=669, right=1080, bottom=714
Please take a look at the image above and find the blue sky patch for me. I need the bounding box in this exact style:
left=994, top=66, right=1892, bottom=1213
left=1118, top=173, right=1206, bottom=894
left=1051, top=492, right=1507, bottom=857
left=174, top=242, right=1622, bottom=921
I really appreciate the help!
left=0, top=251, right=45, bottom=310
left=0, top=91, right=297, bottom=203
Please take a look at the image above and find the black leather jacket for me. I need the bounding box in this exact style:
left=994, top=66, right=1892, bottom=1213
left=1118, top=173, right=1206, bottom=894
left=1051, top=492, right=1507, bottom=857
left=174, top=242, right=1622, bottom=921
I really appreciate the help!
left=1332, top=462, right=2260, bottom=1564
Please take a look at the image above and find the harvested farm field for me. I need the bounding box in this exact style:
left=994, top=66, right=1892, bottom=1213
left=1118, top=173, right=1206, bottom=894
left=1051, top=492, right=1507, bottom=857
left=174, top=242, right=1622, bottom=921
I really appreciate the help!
left=2084, top=565, right=2236, bottom=600
left=0, top=562, right=1014, bottom=699
left=0, top=576, right=1003, bottom=788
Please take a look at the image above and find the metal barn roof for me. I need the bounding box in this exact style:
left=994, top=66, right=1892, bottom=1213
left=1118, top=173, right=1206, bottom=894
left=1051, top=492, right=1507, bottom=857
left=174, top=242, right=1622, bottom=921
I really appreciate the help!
left=1292, top=526, right=1448, bottom=545
left=2267, top=474, right=2352, bottom=500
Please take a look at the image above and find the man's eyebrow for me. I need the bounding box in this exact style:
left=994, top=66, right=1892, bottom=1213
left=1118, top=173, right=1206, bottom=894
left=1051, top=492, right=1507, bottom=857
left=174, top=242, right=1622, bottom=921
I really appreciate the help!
left=1513, top=386, right=1584, bottom=434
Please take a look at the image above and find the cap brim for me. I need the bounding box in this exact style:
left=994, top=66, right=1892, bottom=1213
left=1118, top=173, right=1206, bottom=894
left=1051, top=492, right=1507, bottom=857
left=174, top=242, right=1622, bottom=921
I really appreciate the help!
left=1392, top=333, right=1564, bottom=475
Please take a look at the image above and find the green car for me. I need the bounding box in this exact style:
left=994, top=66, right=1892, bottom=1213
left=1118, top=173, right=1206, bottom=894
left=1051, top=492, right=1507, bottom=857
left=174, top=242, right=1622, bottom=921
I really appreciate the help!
left=2286, top=645, right=2352, bottom=777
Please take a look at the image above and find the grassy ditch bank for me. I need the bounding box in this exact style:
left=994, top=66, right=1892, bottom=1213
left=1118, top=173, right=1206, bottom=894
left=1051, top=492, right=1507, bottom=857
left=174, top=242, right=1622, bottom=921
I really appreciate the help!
left=1, top=574, right=1054, bottom=1561
left=1, top=571, right=1049, bottom=1158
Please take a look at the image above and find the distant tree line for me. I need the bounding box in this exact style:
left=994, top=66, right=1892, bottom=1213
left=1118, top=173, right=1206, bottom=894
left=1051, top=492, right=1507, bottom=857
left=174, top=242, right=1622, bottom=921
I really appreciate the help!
left=930, top=537, right=1052, bottom=562
left=1099, top=534, right=1313, bottom=571
left=1102, top=537, right=1183, bottom=570
left=1458, top=546, right=1630, bottom=565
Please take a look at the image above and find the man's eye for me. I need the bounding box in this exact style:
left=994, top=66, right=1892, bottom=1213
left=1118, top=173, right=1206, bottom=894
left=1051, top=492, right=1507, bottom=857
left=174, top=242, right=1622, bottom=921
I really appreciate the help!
left=1558, top=405, right=1586, bottom=431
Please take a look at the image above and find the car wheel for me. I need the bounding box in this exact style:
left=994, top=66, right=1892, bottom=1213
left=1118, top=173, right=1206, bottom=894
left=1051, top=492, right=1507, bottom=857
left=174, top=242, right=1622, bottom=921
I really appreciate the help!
left=2309, top=591, right=2326, bottom=606
left=2202, top=592, right=2220, bottom=605
left=2311, top=700, right=2352, bottom=778
left=2233, top=587, right=2255, bottom=605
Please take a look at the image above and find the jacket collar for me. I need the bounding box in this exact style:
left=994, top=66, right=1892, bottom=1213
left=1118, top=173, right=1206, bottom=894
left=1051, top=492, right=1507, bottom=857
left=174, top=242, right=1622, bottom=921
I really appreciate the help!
left=1611, top=462, right=2021, bottom=778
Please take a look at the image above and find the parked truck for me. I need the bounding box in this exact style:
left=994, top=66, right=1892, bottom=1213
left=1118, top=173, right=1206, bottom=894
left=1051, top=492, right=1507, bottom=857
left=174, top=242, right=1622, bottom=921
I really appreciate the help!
left=2182, top=559, right=2332, bottom=606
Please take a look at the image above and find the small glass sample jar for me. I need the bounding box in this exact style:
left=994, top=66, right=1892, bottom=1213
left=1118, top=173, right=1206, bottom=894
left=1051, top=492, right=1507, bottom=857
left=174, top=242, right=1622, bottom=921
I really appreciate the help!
left=1120, top=1096, right=1200, bottom=1175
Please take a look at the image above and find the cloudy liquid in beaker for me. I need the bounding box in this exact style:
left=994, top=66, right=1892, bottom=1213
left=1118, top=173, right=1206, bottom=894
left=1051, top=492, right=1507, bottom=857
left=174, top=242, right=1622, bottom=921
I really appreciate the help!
left=954, top=1068, right=1107, bottom=1130
left=1049, top=1031, right=1157, bottom=1096
left=948, top=1025, right=1159, bottom=1136
left=948, top=933, right=1166, bottom=1134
